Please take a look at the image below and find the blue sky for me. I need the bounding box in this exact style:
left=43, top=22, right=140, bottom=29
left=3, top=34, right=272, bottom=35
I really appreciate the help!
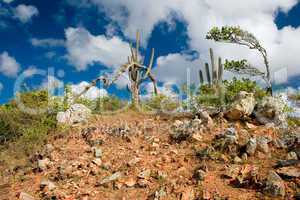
left=0, top=0, right=300, bottom=103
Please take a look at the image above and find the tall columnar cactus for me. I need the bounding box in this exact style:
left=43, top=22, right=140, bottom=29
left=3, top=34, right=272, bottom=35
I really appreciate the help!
left=199, top=48, right=223, bottom=86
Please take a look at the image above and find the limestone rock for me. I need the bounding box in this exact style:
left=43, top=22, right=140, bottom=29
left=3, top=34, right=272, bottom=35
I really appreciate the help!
left=256, top=136, right=270, bottom=153
left=226, top=91, right=255, bottom=120
left=57, top=104, right=91, bottom=125
left=40, top=179, right=56, bottom=191
left=19, top=192, right=35, bottom=200
left=264, top=171, right=285, bottom=197
left=246, top=137, right=257, bottom=156
left=254, top=96, right=287, bottom=128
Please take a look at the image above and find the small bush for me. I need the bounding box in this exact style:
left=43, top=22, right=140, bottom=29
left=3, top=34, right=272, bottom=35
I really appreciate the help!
left=94, top=95, right=127, bottom=113
left=0, top=90, right=57, bottom=154
left=142, top=94, right=180, bottom=112
left=196, top=78, right=268, bottom=107
left=223, top=78, right=268, bottom=103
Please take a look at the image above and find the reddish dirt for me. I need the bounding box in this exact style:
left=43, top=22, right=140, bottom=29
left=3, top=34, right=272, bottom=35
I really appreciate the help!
left=0, top=111, right=298, bottom=200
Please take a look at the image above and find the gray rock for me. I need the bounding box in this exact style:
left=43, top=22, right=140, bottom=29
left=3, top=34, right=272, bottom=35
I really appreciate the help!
left=45, top=144, right=54, bottom=154
left=276, top=167, right=300, bottom=179
left=256, top=136, right=270, bottom=153
left=19, top=192, right=35, bottom=200
left=92, top=147, right=102, bottom=158
left=57, top=104, right=91, bottom=125
left=254, top=96, right=287, bottom=128
left=226, top=91, right=256, bottom=120
left=264, top=171, right=285, bottom=197
left=99, top=172, right=122, bottom=185
left=198, top=111, right=214, bottom=128
left=38, top=158, right=50, bottom=171
left=224, top=127, right=238, bottom=144
left=138, top=169, right=151, bottom=179
left=40, top=179, right=56, bottom=191
left=287, top=151, right=298, bottom=160
left=233, top=156, right=243, bottom=164
left=246, top=137, right=257, bottom=156
left=194, top=169, right=206, bottom=181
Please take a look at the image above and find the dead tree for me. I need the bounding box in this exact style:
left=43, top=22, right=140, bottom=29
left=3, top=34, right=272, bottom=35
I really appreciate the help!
left=73, top=31, right=158, bottom=108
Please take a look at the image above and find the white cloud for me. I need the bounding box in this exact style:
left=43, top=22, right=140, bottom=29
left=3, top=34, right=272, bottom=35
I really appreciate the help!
left=42, top=75, right=64, bottom=90
left=30, top=38, right=65, bottom=48
left=2, top=0, right=14, bottom=3
left=14, top=4, right=39, bottom=23
left=154, top=53, right=201, bottom=86
left=70, top=81, right=108, bottom=100
left=65, top=27, right=130, bottom=71
left=0, top=51, right=20, bottom=77
left=77, top=0, right=300, bottom=86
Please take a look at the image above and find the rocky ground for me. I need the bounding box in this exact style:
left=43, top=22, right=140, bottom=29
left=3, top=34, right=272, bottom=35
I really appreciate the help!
left=0, top=111, right=299, bottom=200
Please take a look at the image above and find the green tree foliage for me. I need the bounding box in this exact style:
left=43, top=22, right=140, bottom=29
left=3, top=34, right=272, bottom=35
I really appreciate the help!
left=206, top=26, right=272, bottom=94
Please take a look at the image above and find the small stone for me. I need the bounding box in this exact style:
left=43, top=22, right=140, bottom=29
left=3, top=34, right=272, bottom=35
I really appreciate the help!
left=246, top=137, right=257, bottom=156
left=225, top=127, right=238, bottom=144
left=99, top=172, right=122, bottom=185
left=191, top=133, right=202, bottom=142
left=287, top=151, right=298, bottom=160
left=19, top=192, right=35, bottom=200
left=233, top=156, right=243, bottom=164
left=40, top=179, right=56, bottom=191
left=241, top=153, right=248, bottom=161
left=38, top=158, right=50, bottom=171
left=92, top=158, right=102, bottom=166
left=138, top=169, right=151, bottom=179
left=264, top=171, right=285, bottom=197
left=194, top=169, right=206, bottom=181
left=256, top=136, right=270, bottom=153
left=124, top=178, right=136, bottom=187
left=45, top=144, right=54, bottom=154
left=92, top=147, right=102, bottom=158
left=128, top=157, right=141, bottom=167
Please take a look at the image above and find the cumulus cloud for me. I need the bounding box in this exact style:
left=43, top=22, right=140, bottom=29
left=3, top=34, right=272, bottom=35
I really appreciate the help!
left=65, top=27, right=130, bottom=71
left=30, top=38, right=65, bottom=48
left=71, top=0, right=300, bottom=86
left=14, top=4, right=39, bottom=23
left=0, top=51, right=20, bottom=77
left=71, top=81, right=108, bottom=100
left=42, top=75, right=64, bottom=90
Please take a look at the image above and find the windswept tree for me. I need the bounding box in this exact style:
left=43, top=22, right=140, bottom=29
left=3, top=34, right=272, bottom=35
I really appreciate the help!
left=206, top=26, right=272, bottom=94
left=73, top=31, right=158, bottom=108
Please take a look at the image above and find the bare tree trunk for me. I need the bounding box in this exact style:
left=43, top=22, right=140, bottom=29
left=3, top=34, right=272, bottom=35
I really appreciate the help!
left=131, top=81, right=139, bottom=108
left=262, top=51, right=272, bottom=96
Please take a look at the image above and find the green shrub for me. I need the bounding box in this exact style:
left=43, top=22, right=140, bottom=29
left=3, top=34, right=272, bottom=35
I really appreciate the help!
left=196, top=78, right=268, bottom=107
left=196, top=84, right=224, bottom=107
left=94, top=95, right=127, bottom=113
left=287, top=117, right=300, bottom=127
left=223, top=78, right=267, bottom=103
left=142, top=94, right=180, bottom=112
left=0, top=90, right=57, bottom=154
